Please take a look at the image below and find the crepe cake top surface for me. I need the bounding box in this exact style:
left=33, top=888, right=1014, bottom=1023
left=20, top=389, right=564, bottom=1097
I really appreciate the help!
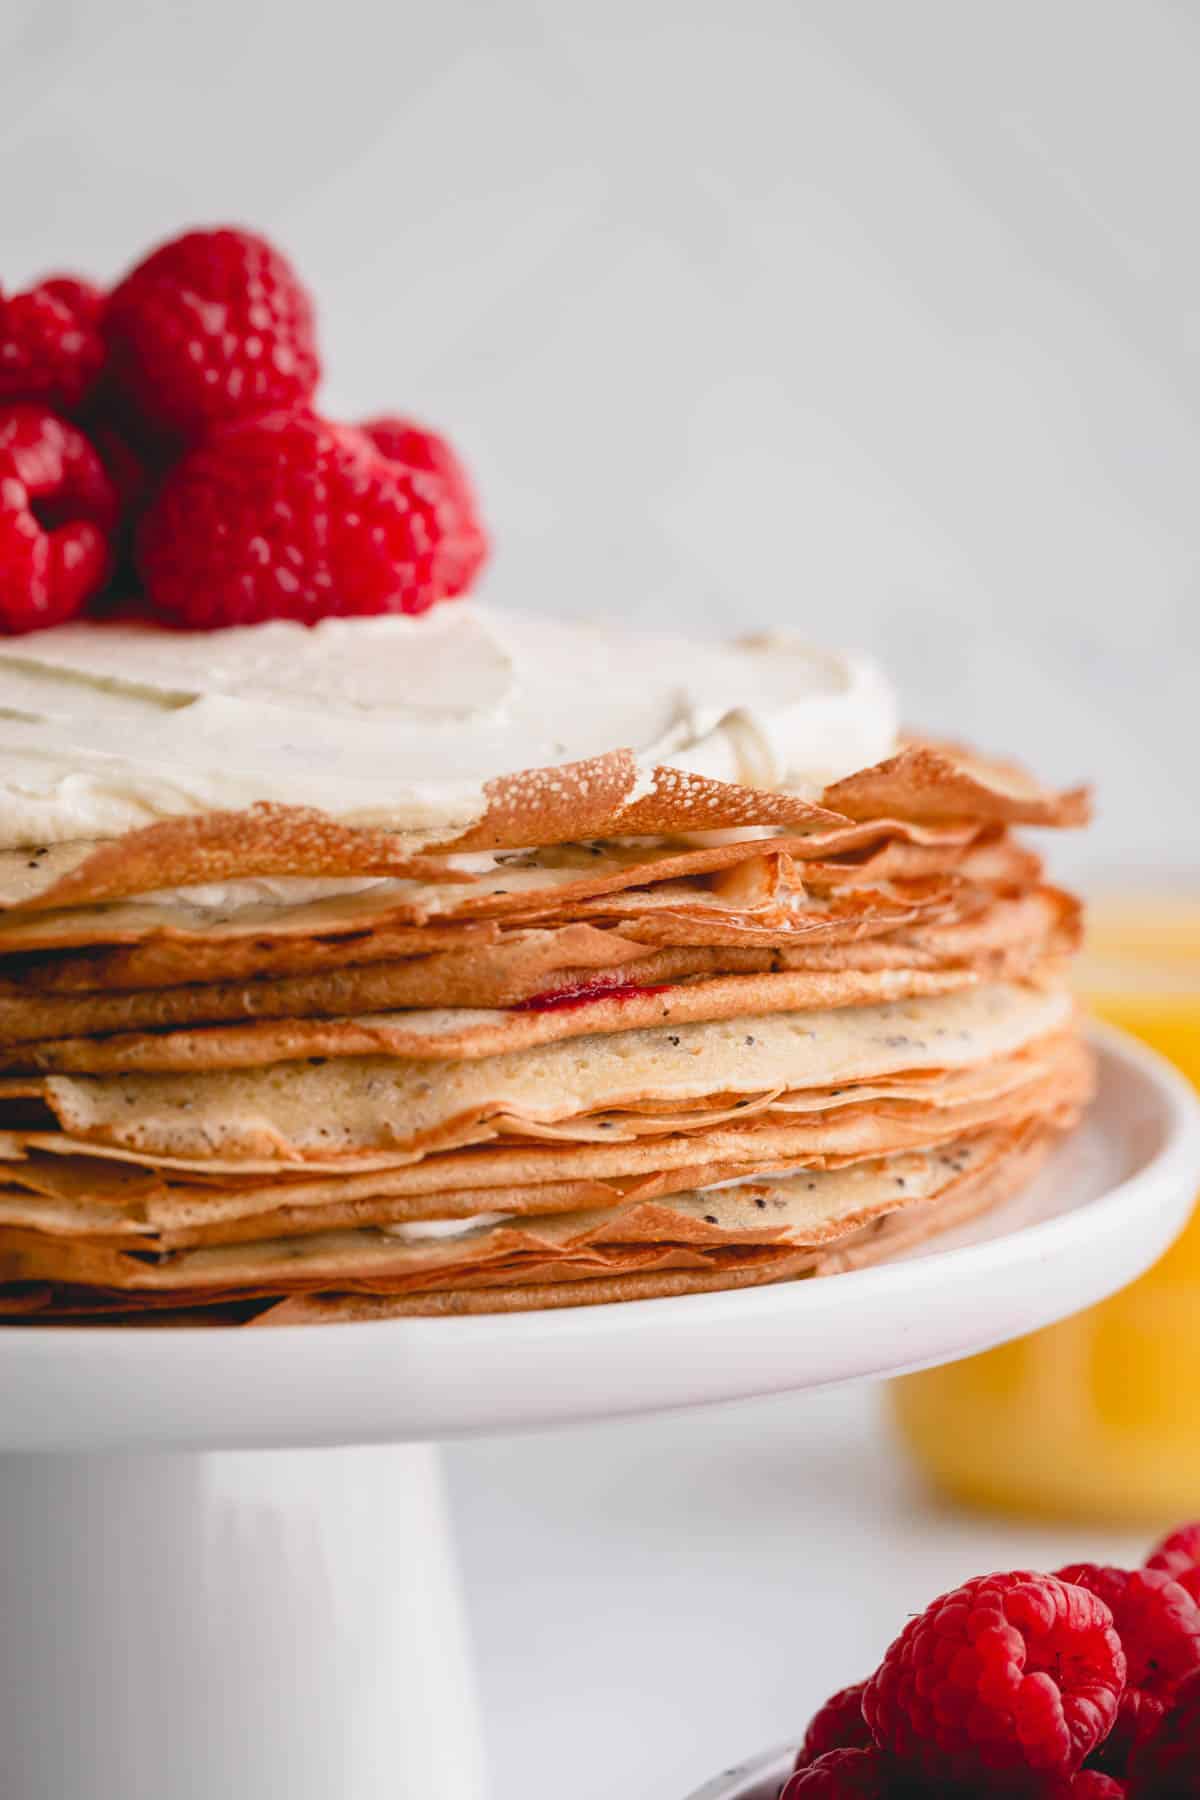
left=0, top=602, right=897, bottom=850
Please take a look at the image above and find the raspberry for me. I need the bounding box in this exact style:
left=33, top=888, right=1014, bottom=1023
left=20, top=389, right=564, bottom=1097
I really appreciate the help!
left=84, top=412, right=164, bottom=617
left=796, top=1683, right=872, bottom=1767
left=360, top=415, right=488, bottom=596
left=0, top=405, right=118, bottom=631
left=78, top=368, right=180, bottom=519
left=779, top=1748, right=896, bottom=1798
left=1044, top=1776, right=1128, bottom=1797
left=0, top=274, right=106, bottom=412
left=1170, top=1565, right=1200, bottom=1612
left=136, top=410, right=456, bottom=628
left=90, top=418, right=152, bottom=520
left=1055, top=1563, right=1200, bottom=1772
left=1127, top=1666, right=1200, bottom=1797
left=1146, top=1523, right=1200, bottom=1583
left=1145, top=1525, right=1200, bottom=1610
left=106, top=227, right=319, bottom=440
left=862, top=1572, right=1126, bottom=1788
left=39, top=276, right=105, bottom=329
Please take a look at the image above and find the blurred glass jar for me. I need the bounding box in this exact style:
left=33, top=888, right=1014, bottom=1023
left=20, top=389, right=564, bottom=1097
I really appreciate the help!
left=891, top=890, right=1200, bottom=1522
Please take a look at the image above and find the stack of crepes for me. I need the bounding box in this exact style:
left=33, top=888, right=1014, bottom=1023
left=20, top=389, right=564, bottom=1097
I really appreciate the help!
left=0, top=706, right=1090, bottom=1325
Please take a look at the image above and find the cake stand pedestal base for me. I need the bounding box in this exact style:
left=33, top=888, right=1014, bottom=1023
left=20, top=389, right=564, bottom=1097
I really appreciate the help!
left=0, top=1444, right=485, bottom=1800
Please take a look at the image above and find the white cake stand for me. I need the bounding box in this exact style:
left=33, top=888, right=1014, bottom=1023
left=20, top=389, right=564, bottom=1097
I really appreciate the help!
left=688, top=1742, right=796, bottom=1800
left=0, top=1023, right=1196, bottom=1800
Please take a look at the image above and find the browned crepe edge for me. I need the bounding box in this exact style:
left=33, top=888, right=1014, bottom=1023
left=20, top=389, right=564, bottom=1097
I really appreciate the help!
left=5, top=734, right=1082, bottom=923
left=0, top=985, right=1079, bottom=1165
left=245, top=1121, right=1060, bottom=1321
left=13, top=806, right=470, bottom=912
left=0, top=838, right=930, bottom=952
left=0, top=883, right=1079, bottom=1068
left=0, top=881, right=1075, bottom=1044
left=0, top=1059, right=1091, bottom=1286
left=0, top=1072, right=1071, bottom=1250
left=0, top=1030, right=1080, bottom=1222
left=0, top=828, right=994, bottom=957
left=0, top=1253, right=818, bottom=1321
left=0, top=1113, right=1064, bottom=1322
left=428, top=751, right=844, bottom=851
left=0, top=1006, right=1085, bottom=1177
left=0, top=824, right=1010, bottom=986
left=814, top=1115, right=1055, bottom=1271
left=0, top=885, right=972, bottom=1047
left=13, top=759, right=845, bottom=912
left=823, top=745, right=1090, bottom=828
left=0, top=964, right=989, bottom=1073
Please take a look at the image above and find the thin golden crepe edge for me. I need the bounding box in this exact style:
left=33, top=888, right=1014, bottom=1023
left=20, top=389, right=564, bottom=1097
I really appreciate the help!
left=0, top=1029, right=1083, bottom=1201
left=0, top=1062, right=1091, bottom=1287
left=0, top=982, right=1079, bottom=1165
left=0, top=1112, right=1065, bottom=1322
left=0, top=964, right=992, bottom=1073
left=0, top=1142, right=942, bottom=1282
left=5, top=757, right=844, bottom=913
left=0, top=1116, right=1063, bottom=1313
left=245, top=1119, right=1060, bottom=1322
left=1, top=732, right=1084, bottom=923
left=0, top=839, right=952, bottom=954
left=0, top=1004, right=1086, bottom=1178
left=0, top=881, right=972, bottom=1042
left=824, top=744, right=1090, bottom=828
left=0, top=1046, right=1088, bottom=1250
left=0, top=830, right=1035, bottom=993
left=0, top=886, right=1079, bottom=1058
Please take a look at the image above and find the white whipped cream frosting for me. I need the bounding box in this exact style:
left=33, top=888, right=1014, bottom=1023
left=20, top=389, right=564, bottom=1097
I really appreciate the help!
left=0, top=603, right=897, bottom=849
left=382, top=1212, right=513, bottom=1242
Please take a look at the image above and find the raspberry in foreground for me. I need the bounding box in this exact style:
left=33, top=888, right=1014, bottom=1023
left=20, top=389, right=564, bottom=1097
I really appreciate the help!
left=1045, top=1775, right=1128, bottom=1796
left=136, top=410, right=456, bottom=627
left=0, top=404, right=118, bottom=631
left=1055, top=1562, right=1200, bottom=1772
left=862, top=1571, right=1126, bottom=1787
left=1127, top=1665, right=1200, bottom=1797
left=1145, top=1524, right=1200, bottom=1611
left=1146, top=1522, right=1200, bottom=1583
left=360, top=415, right=489, bottom=596
left=1168, top=1564, right=1200, bottom=1612
left=795, top=1682, right=872, bottom=1768
left=779, top=1747, right=895, bottom=1798
left=106, top=227, right=320, bottom=439
left=0, top=274, right=106, bottom=412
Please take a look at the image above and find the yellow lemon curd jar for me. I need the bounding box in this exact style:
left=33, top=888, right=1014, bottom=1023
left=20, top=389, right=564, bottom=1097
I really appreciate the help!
left=891, top=893, right=1200, bottom=1522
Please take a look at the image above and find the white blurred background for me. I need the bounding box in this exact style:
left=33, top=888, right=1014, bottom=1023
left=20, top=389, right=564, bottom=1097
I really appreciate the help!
left=4, top=3, right=1196, bottom=1795
left=5, top=0, right=1197, bottom=871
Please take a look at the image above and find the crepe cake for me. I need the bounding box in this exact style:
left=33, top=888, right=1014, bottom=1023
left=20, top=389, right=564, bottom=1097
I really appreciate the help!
left=0, top=602, right=1091, bottom=1323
